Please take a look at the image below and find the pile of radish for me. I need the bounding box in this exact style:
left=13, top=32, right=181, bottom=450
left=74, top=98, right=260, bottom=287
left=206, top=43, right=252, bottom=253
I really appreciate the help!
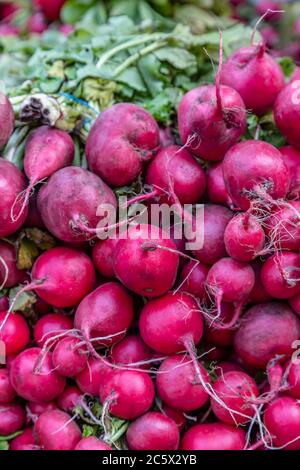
left=2, top=9, right=300, bottom=452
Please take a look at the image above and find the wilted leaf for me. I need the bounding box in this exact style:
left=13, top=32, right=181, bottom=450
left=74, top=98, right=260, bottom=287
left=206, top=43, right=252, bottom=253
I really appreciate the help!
left=9, top=287, right=37, bottom=313
left=24, top=229, right=56, bottom=251
left=17, top=239, right=39, bottom=270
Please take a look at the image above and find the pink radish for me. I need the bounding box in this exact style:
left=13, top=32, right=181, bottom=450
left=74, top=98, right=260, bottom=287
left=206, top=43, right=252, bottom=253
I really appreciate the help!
left=0, top=92, right=14, bottom=148
left=52, top=337, right=88, bottom=377
left=205, top=303, right=236, bottom=347
left=35, top=410, right=81, bottom=450
left=261, top=252, right=300, bottom=299
left=178, top=261, right=209, bottom=300
left=274, top=81, right=300, bottom=149
left=0, top=368, right=15, bottom=403
left=34, top=313, right=73, bottom=349
left=57, top=385, right=82, bottom=413
left=279, top=146, right=300, bottom=199
left=10, top=427, right=37, bottom=451
left=224, top=213, right=265, bottom=261
left=0, top=402, right=25, bottom=435
left=207, top=162, right=233, bottom=208
left=180, top=422, right=246, bottom=450
left=265, top=202, right=300, bottom=251
left=92, top=237, right=118, bottom=278
left=86, top=103, right=159, bottom=187
left=110, top=335, right=153, bottom=370
left=264, top=396, right=300, bottom=450
left=75, top=437, right=112, bottom=450
left=249, top=260, right=272, bottom=303
left=0, top=311, right=30, bottom=355
left=0, top=240, right=27, bottom=289
left=76, top=357, right=112, bottom=395
left=126, top=412, right=179, bottom=450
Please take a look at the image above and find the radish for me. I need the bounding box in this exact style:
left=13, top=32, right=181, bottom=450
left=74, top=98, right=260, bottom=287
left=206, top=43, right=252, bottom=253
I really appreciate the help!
left=113, top=224, right=179, bottom=298
left=261, top=252, right=300, bottom=299
left=249, top=260, right=272, bottom=303
left=0, top=368, right=15, bottom=403
left=205, top=303, right=236, bottom=347
left=0, top=296, right=8, bottom=311
left=178, top=261, right=209, bottom=300
left=0, top=93, right=14, bottom=148
left=211, top=371, right=259, bottom=425
left=10, top=427, right=37, bottom=451
left=193, top=204, right=233, bottom=265
left=0, top=311, right=30, bottom=355
left=34, top=313, right=73, bottom=349
left=110, top=335, right=153, bottom=370
left=220, top=44, right=284, bottom=115
left=92, top=237, right=118, bottom=279
left=234, top=302, right=300, bottom=369
left=162, top=406, right=187, bottom=431
left=99, top=369, right=154, bottom=420
left=52, top=337, right=88, bottom=377
left=57, top=385, right=82, bottom=413
left=206, top=257, right=255, bottom=325
left=21, top=246, right=96, bottom=309
left=28, top=401, right=58, bottom=420
left=224, top=213, right=265, bottom=262
left=156, top=354, right=209, bottom=411
left=180, top=422, right=246, bottom=450
left=265, top=202, right=300, bottom=251
left=214, top=361, right=245, bottom=378
left=0, top=240, right=27, bottom=289
left=289, top=293, right=300, bottom=316
left=274, top=79, right=300, bottom=149
left=10, top=348, right=66, bottom=402
left=76, top=357, right=112, bottom=396
left=207, top=163, right=233, bottom=208
left=14, top=126, right=74, bottom=221
left=178, top=34, right=246, bottom=162
left=264, top=396, right=300, bottom=450
left=27, top=11, right=48, bottom=34
left=75, top=437, right=112, bottom=451
left=0, top=402, right=25, bottom=435
left=126, top=412, right=179, bottom=450
left=74, top=282, right=134, bottom=349
left=25, top=193, right=45, bottom=229
left=145, top=145, right=206, bottom=204
left=37, top=167, right=117, bottom=242
left=59, top=24, right=74, bottom=36
left=279, top=146, right=300, bottom=199
left=223, top=140, right=290, bottom=211
left=35, top=410, right=81, bottom=451
left=0, top=159, right=28, bottom=237
left=33, top=0, right=66, bottom=22
left=139, top=292, right=203, bottom=355
left=86, top=103, right=159, bottom=187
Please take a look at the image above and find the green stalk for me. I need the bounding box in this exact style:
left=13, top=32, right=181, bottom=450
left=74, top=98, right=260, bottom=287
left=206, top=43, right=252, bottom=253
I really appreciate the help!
left=112, top=40, right=167, bottom=77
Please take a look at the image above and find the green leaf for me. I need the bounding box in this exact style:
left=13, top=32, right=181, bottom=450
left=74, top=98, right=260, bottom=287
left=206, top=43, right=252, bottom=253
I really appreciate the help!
left=9, top=287, right=37, bottom=313
left=0, top=441, right=9, bottom=451
left=154, top=47, right=197, bottom=70
left=82, top=424, right=97, bottom=438
left=278, top=56, right=296, bottom=80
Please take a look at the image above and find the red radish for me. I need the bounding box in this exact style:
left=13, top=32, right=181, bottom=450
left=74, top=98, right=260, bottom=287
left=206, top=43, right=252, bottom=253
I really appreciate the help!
left=34, top=313, right=73, bottom=349
left=234, top=302, right=300, bottom=369
left=145, top=145, right=206, bottom=204
left=15, top=127, right=74, bottom=221
left=178, top=261, right=209, bottom=300
left=274, top=81, right=300, bottom=149
left=76, top=357, right=112, bottom=395
left=224, top=213, right=265, bottom=261
left=180, top=422, right=246, bottom=450
left=249, top=260, right=272, bottom=303
left=35, top=410, right=81, bottom=450
left=220, top=44, right=284, bottom=115
left=211, top=371, right=259, bottom=425
left=178, top=84, right=246, bottom=161
left=75, top=282, right=134, bottom=349
left=99, top=369, right=154, bottom=420
left=0, top=296, right=8, bottom=311
left=289, top=293, right=300, bottom=316
left=34, top=297, right=51, bottom=316
left=261, top=252, right=300, bottom=299
left=290, top=66, right=300, bottom=83
left=126, top=412, right=179, bottom=450
left=75, top=437, right=112, bottom=451
left=159, top=127, right=174, bottom=147
left=279, top=146, right=300, bottom=199
left=0, top=93, right=14, bottom=148
left=59, top=24, right=74, bottom=36
left=207, top=163, right=233, bottom=208
left=264, top=396, right=300, bottom=450
left=52, top=337, right=88, bottom=377
left=265, top=202, right=300, bottom=251
left=0, top=369, right=15, bottom=403
left=139, top=292, right=203, bottom=355
left=27, top=11, right=48, bottom=34
left=0, top=402, right=25, bottom=435
left=0, top=2, right=19, bottom=19
left=34, top=0, right=66, bottom=21
left=25, top=193, right=45, bottom=229
left=162, top=406, right=187, bottom=431
left=205, top=303, right=236, bottom=347
left=206, top=257, right=255, bottom=325
left=214, top=361, right=245, bottom=378
left=223, top=140, right=290, bottom=211
left=0, top=159, right=28, bottom=237
left=0, top=240, right=27, bottom=289
left=86, top=103, right=159, bottom=187
left=156, top=354, right=209, bottom=411
left=284, top=362, right=300, bottom=399
left=92, top=237, right=118, bottom=278
left=110, top=335, right=153, bottom=370
left=37, top=167, right=117, bottom=242
left=57, top=385, right=81, bottom=413
left=193, top=204, right=233, bottom=265
left=0, top=311, right=30, bottom=355
left=10, top=427, right=37, bottom=451
left=24, top=247, right=96, bottom=308
left=28, top=401, right=58, bottom=420
left=10, top=348, right=66, bottom=402
left=113, top=224, right=178, bottom=298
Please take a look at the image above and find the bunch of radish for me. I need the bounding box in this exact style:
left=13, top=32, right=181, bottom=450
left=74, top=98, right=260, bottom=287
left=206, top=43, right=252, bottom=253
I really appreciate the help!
left=1, top=25, right=300, bottom=453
